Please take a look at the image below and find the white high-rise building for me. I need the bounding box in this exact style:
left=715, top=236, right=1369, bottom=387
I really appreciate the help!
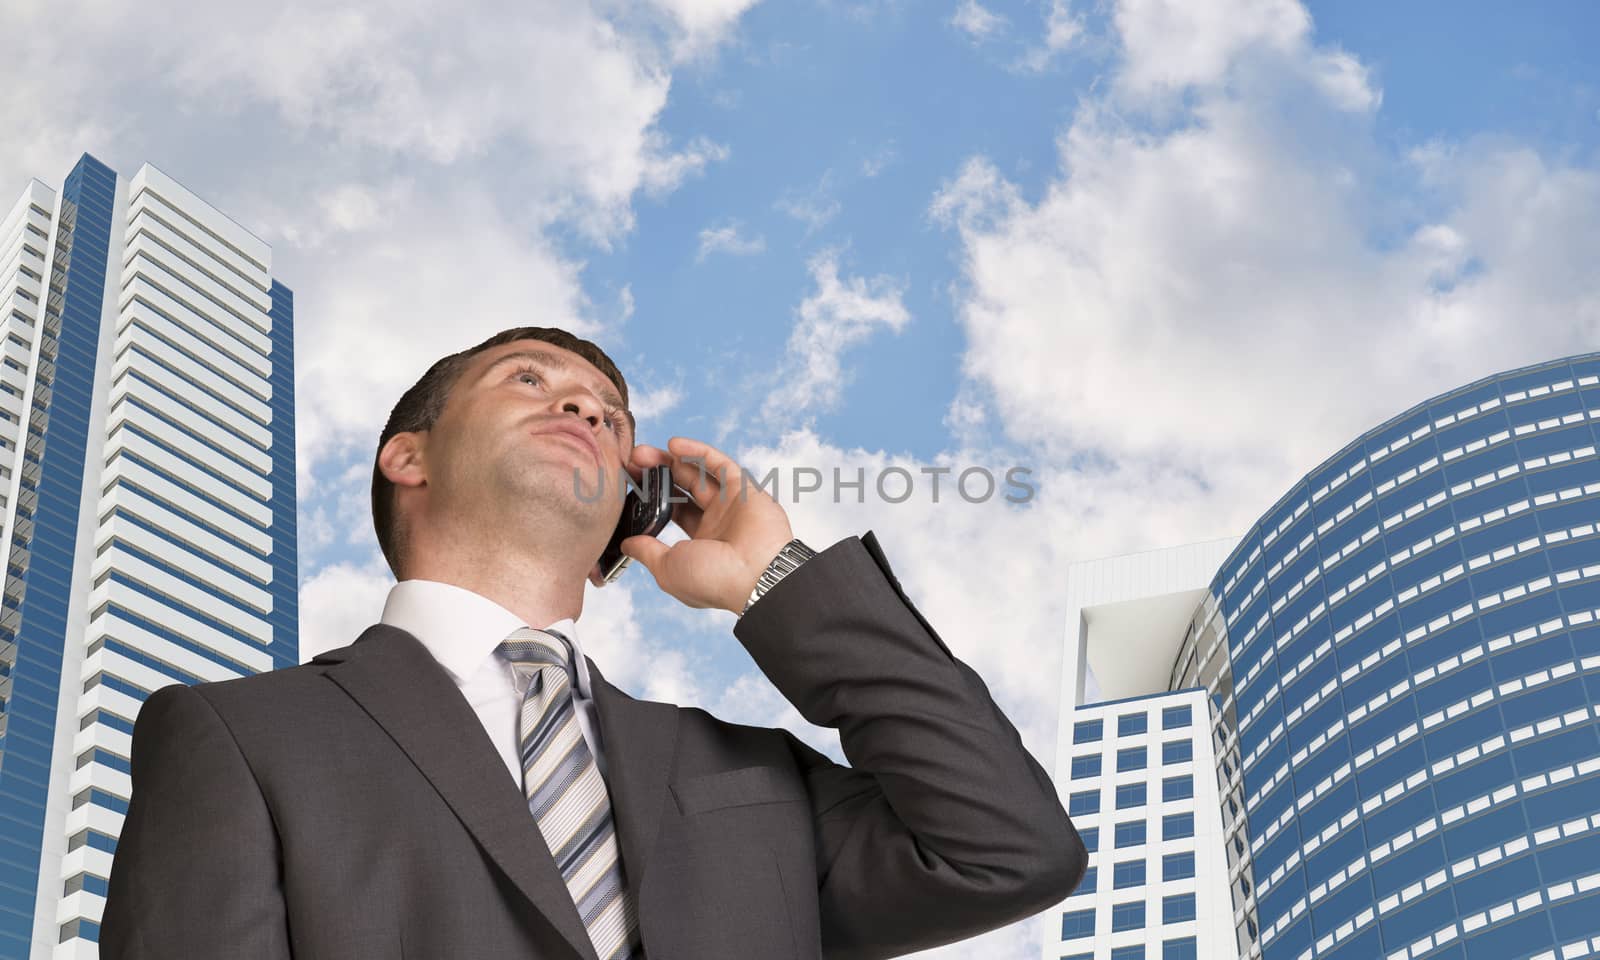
left=1043, top=538, right=1241, bottom=960
left=0, top=153, right=298, bottom=959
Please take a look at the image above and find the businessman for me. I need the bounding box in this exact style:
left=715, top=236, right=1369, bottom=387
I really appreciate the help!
left=100, top=326, right=1086, bottom=959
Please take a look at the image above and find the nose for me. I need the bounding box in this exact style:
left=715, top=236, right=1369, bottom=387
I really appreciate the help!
left=552, top=388, right=605, bottom=433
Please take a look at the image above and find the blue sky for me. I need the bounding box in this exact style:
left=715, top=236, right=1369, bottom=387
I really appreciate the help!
left=6, top=1, right=1599, bottom=955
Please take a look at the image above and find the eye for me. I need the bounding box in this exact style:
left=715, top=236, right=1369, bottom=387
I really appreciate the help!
left=515, top=364, right=622, bottom=434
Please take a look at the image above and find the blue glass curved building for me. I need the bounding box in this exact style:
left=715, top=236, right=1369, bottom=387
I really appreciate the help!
left=1166, top=353, right=1600, bottom=960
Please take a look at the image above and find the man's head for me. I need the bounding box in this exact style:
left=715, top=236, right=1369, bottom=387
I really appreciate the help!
left=371, top=327, right=637, bottom=582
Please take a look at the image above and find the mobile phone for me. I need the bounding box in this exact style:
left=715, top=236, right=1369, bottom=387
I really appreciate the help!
left=597, top=464, right=675, bottom=584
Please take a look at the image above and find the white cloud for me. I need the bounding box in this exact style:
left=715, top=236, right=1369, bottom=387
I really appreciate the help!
left=628, top=383, right=686, bottom=422
left=1112, top=0, right=1306, bottom=95
left=696, top=220, right=767, bottom=261
left=761, top=250, right=911, bottom=425
left=1110, top=0, right=1378, bottom=113
left=634, top=0, right=763, bottom=61
left=1016, top=0, right=1086, bottom=72
left=286, top=184, right=601, bottom=498
left=0, top=0, right=753, bottom=521
left=718, top=425, right=1168, bottom=805
left=929, top=0, right=1600, bottom=575
left=775, top=170, right=843, bottom=234
left=579, top=558, right=704, bottom=702
left=951, top=0, right=1007, bottom=42
left=861, top=141, right=899, bottom=178
left=297, top=556, right=396, bottom=662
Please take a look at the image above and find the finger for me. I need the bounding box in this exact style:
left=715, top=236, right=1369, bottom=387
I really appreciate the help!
left=628, top=443, right=668, bottom=467
left=669, top=489, right=703, bottom=538
left=621, top=533, right=670, bottom=580
left=663, top=448, right=724, bottom=511
left=630, top=442, right=712, bottom=507
left=667, top=437, right=747, bottom=504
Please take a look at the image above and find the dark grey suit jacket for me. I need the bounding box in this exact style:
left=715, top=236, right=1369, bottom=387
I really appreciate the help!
left=100, top=531, right=1086, bottom=959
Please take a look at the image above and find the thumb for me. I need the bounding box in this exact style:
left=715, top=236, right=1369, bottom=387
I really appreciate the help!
left=621, top=534, right=670, bottom=573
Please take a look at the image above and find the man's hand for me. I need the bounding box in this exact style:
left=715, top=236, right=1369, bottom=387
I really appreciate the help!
left=614, top=436, right=794, bottom=614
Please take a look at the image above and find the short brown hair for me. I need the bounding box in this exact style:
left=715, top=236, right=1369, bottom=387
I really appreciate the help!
left=370, top=327, right=632, bottom=579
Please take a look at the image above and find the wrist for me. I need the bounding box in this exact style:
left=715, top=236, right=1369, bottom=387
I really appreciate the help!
left=737, top=537, right=817, bottom=617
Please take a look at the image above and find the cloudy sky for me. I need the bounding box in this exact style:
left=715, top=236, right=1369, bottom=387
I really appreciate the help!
left=7, top=0, right=1600, bottom=954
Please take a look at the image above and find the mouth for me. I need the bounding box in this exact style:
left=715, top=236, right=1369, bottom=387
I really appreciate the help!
left=538, top=425, right=600, bottom=467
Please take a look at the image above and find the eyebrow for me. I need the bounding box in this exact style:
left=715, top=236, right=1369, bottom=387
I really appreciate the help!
left=483, top=349, right=636, bottom=440
left=483, top=349, right=627, bottom=412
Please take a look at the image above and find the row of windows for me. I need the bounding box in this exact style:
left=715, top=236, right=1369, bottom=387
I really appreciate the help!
left=1076, top=814, right=1195, bottom=855
left=1060, top=894, right=1199, bottom=938
left=1239, top=539, right=1600, bottom=785
left=1073, top=705, right=1193, bottom=744
left=1071, top=740, right=1194, bottom=778
left=1098, top=852, right=1194, bottom=889
left=1232, top=448, right=1600, bottom=726
left=1062, top=939, right=1197, bottom=960
left=1068, top=776, right=1196, bottom=815
left=1217, top=368, right=1597, bottom=613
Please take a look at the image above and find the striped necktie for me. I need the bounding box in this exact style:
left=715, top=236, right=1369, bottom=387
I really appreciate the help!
left=498, top=626, right=644, bottom=960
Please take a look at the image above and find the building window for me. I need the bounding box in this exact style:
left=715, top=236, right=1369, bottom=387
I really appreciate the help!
left=1113, top=859, right=1146, bottom=889
left=1162, top=776, right=1194, bottom=803
left=1162, top=851, right=1196, bottom=881
left=1163, top=937, right=1199, bottom=960
left=1069, top=791, right=1100, bottom=816
left=1163, top=813, right=1194, bottom=841
left=1080, top=827, right=1099, bottom=852
left=1162, top=739, right=1193, bottom=764
left=1111, top=900, right=1146, bottom=932
left=1163, top=893, right=1196, bottom=924
left=1116, top=782, right=1147, bottom=809
left=1115, top=820, right=1146, bottom=848
left=1117, top=746, right=1147, bottom=772
left=1061, top=908, right=1095, bottom=940
left=1111, top=947, right=1146, bottom=960
left=1074, top=719, right=1103, bottom=743
left=1162, top=704, right=1192, bottom=729
left=1118, top=712, right=1148, bottom=737
left=1072, top=755, right=1102, bottom=779
left=1076, top=866, right=1098, bottom=895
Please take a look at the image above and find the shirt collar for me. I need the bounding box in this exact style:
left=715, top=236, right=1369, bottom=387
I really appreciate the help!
left=378, top=579, right=591, bottom=697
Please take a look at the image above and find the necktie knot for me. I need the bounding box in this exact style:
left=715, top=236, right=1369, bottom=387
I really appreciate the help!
left=499, top=627, right=576, bottom=686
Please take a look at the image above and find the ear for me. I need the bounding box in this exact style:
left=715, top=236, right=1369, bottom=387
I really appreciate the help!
left=378, top=431, right=429, bottom=490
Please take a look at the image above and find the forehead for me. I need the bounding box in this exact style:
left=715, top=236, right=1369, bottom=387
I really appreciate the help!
left=474, top=341, right=626, bottom=409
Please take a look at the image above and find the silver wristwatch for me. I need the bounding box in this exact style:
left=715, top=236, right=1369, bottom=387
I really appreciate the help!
left=740, top=538, right=818, bottom=617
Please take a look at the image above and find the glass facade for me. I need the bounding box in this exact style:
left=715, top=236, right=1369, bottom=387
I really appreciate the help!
left=1170, top=354, right=1600, bottom=960
left=0, top=155, right=116, bottom=956
left=266, top=280, right=299, bottom=673
left=0, top=154, right=298, bottom=954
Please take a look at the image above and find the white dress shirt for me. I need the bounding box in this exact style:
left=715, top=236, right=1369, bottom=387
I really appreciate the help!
left=379, top=579, right=607, bottom=790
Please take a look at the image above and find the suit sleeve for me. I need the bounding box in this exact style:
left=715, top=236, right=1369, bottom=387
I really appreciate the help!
left=733, top=531, right=1088, bottom=960
left=99, top=682, right=292, bottom=959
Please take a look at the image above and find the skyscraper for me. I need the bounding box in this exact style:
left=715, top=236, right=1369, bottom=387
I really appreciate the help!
left=1049, top=537, right=1241, bottom=960
left=1047, top=354, right=1600, bottom=960
left=0, top=153, right=297, bottom=958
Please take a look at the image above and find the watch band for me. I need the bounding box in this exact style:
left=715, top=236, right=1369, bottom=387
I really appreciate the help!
left=740, top=538, right=818, bottom=617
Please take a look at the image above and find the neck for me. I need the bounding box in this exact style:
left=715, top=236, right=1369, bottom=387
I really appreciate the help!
left=402, top=525, right=591, bottom=629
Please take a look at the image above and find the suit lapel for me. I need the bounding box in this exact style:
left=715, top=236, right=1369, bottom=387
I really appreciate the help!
left=314, top=624, right=679, bottom=957
left=318, top=623, right=599, bottom=960
left=583, top=655, right=678, bottom=911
